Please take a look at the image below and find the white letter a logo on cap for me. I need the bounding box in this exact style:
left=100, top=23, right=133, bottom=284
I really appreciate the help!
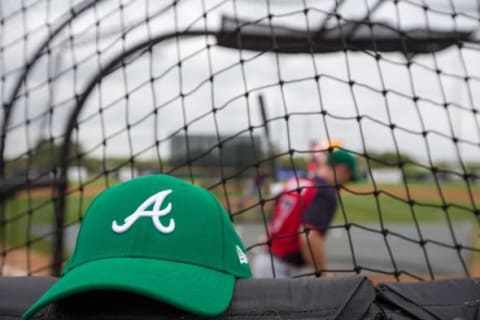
left=112, top=189, right=175, bottom=234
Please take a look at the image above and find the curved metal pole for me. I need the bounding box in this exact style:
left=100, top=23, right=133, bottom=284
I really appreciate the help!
left=0, top=0, right=101, bottom=180
left=53, top=30, right=218, bottom=275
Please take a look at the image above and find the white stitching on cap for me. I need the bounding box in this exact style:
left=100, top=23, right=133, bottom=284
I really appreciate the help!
left=236, top=245, right=249, bottom=264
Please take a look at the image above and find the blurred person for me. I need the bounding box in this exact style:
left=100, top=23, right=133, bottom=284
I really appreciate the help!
left=253, top=148, right=358, bottom=278
left=307, top=139, right=343, bottom=177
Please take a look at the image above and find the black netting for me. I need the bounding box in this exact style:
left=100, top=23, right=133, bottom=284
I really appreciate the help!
left=0, top=0, right=479, bottom=280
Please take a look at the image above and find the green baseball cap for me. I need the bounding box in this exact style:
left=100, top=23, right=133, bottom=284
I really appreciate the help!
left=327, top=149, right=360, bottom=181
left=24, top=175, right=251, bottom=319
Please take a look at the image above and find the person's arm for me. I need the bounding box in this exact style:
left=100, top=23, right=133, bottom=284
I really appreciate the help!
left=299, top=226, right=326, bottom=272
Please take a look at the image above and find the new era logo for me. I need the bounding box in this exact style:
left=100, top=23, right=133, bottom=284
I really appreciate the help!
left=112, top=189, right=175, bottom=234
left=236, top=245, right=248, bottom=264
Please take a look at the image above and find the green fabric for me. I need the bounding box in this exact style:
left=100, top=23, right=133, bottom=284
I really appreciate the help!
left=327, top=149, right=360, bottom=181
left=24, top=175, right=251, bottom=319
left=23, top=258, right=234, bottom=318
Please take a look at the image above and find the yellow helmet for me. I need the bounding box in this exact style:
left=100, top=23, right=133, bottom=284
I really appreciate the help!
left=319, top=139, right=343, bottom=150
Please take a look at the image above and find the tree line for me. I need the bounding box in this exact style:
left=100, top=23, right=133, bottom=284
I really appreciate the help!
left=5, top=139, right=479, bottom=180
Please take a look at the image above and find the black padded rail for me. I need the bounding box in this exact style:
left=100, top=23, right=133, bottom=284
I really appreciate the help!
left=0, top=277, right=57, bottom=320
left=374, top=278, right=480, bottom=320
left=2, top=276, right=374, bottom=320
left=2, top=276, right=480, bottom=320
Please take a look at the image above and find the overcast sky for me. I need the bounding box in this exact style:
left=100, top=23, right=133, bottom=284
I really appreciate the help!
left=1, top=0, right=480, bottom=168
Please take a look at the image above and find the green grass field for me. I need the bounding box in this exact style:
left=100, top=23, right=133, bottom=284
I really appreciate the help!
left=336, top=182, right=480, bottom=223
left=2, top=194, right=90, bottom=252
left=2, top=181, right=479, bottom=253
left=337, top=188, right=478, bottom=225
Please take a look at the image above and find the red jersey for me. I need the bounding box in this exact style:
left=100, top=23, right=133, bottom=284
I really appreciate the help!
left=268, top=176, right=337, bottom=265
left=269, top=177, right=317, bottom=260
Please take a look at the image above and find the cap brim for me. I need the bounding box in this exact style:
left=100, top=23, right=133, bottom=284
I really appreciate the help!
left=23, top=258, right=235, bottom=319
